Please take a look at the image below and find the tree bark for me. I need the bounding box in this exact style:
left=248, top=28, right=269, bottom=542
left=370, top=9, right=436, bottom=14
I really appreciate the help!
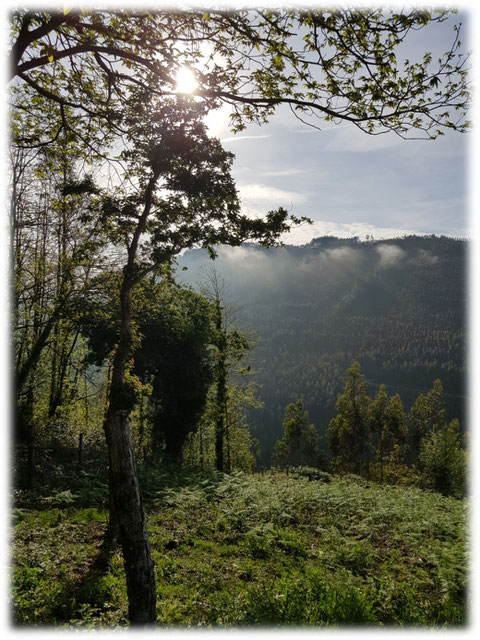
left=102, top=172, right=160, bottom=625
left=104, top=408, right=156, bottom=624
left=103, top=271, right=156, bottom=624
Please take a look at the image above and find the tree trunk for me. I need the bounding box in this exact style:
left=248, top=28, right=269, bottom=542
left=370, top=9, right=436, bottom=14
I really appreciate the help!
left=215, top=298, right=227, bottom=472
left=101, top=171, right=160, bottom=625
left=102, top=270, right=156, bottom=625
left=104, top=408, right=156, bottom=624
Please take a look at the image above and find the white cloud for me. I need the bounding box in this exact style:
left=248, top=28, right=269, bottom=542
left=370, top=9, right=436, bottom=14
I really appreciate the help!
left=238, top=183, right=307, bottom=210
left=260, top=168, right=309, bottom=178
left=280, top=219, right=431, bottom=245
left=221, top=134, right=272, bottom=143
left=376, top=244, right=406, bottom=268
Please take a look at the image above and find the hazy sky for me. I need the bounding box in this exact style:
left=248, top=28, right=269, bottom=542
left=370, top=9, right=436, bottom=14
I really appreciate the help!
left=205, top=9, right=471, bottom=243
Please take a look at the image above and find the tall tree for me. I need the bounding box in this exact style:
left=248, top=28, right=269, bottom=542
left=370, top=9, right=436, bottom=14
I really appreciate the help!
left=368, top=383, right=389, bottom=481
left=407, top=378, right=446, bottom=460
left=201, top=266, right=253, bottom=472
left=383, top=392, right=407, bottom=476
left=327, top=361, right=370, bottom=474
left=99, top=97, right=296, bottom=624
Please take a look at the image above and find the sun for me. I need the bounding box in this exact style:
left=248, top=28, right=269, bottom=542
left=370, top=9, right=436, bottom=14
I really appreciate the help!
left=175, top=67, right=198, bottom=94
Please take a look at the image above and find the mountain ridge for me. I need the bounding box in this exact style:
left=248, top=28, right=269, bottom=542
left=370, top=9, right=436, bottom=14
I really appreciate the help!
left=178, top=235, right=467, bottom=464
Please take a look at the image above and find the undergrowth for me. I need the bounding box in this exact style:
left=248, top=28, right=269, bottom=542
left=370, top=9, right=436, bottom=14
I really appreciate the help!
left=11, top=466, right=468, bottom=628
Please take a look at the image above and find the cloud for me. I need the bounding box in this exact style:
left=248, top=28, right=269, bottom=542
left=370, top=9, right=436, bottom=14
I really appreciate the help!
left=280, top=220, right=425, bottom=245
left=412, top=249, right=439, bottom=265
left=238, top=184, right=307, bottom=216
left=221, top=134, right=272, bottom=143
left=376, top=244, right=406, bottom=268
left=260, top=168, right=310, bottom=178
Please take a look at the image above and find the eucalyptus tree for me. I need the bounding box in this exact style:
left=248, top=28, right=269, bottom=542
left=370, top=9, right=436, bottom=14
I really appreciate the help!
left=273, top=399, right=318, bottom=469
left=327, top=361, right=370, bottom=474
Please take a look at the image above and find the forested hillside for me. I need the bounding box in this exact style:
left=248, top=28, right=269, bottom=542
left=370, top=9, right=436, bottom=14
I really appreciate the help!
left=178, top=235, right=467, bottom=464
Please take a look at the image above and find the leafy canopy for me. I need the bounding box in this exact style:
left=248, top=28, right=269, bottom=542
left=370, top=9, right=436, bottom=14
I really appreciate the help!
left=9, top=8, right=470, bottom=151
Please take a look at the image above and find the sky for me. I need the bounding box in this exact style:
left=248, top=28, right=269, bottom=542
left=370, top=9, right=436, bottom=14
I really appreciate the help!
left=203, top=9, right=472, bottom=244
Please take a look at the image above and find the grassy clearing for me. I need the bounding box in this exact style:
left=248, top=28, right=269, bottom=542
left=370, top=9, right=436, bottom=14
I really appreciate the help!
left=11, top=469, right=468, bottom=628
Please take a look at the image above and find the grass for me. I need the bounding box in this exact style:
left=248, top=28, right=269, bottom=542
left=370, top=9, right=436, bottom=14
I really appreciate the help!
left=11, top=468, right=468, bottom=628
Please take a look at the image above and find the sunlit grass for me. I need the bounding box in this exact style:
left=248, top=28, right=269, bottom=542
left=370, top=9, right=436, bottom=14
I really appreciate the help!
left=11, top=469, right=468, bottom=627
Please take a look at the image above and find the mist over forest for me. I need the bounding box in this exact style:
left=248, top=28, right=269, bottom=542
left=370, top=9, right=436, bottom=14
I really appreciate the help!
left=178, top=235, right=467, bottom=464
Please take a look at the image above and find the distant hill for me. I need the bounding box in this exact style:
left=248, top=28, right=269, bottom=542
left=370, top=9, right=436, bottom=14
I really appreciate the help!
left=178, top=235, right=467, bottom=465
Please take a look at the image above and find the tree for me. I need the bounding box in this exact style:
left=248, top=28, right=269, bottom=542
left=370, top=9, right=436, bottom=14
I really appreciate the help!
left=11, top=137, right=107, bottom=484
left=418, top=418, right=466, bottom=497
left=273, top=399, right=318, bottom=468
left=327, top=361, right=370, bottom=474
left=133, top=277, right=216, bottom=464
left=183, top=381, right=262, bottom=473
left=383, top=392, right=407, bottom=478
left=368, top=383, right=389, bottom=481
left=200, top=266, right=254, bottom=472
left=369, top=386, right=407, bottom=482
left=9, top=9, right=469, bottom=153
left=407, top=378, right=447, bottom=460
left=83, top=97, right=295, bottom=624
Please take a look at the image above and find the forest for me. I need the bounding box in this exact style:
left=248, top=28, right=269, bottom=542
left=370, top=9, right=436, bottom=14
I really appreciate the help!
left=179, top=235, right=467, bottom=463
left=9, top=7, right=469, bottom=629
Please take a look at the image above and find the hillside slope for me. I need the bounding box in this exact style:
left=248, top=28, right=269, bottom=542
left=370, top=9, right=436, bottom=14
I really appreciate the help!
left=12, top=469, right=467, bottom=627
left=178, top=236, right=467, bottom=463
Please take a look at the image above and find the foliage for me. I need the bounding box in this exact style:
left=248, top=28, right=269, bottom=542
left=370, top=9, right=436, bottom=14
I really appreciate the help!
left=418, top=419, right=467, bottom=498
left=324, top=361, right=466, bottom=497
left=273, top=399, right=318, bottom=468
left=11, top=469, right=467, bottom=627
left=327, top=361, right=370, bottom=474
left=183, top=382, right=261, bottom=473
left=132, top=276, right=217, bottom=462
left=9, top=9, right=470, bottom=153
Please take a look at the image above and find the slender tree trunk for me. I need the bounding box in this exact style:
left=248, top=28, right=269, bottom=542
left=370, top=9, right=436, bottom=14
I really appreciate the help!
left=103, top=272, right=156, bottom=625
left=199, top=422, right=204, bottom=471
left=102, top=172, right=159, bottom=625
left=25, top=384, right=35, bottom=489
left=215, top=298, right=227, bottom=472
